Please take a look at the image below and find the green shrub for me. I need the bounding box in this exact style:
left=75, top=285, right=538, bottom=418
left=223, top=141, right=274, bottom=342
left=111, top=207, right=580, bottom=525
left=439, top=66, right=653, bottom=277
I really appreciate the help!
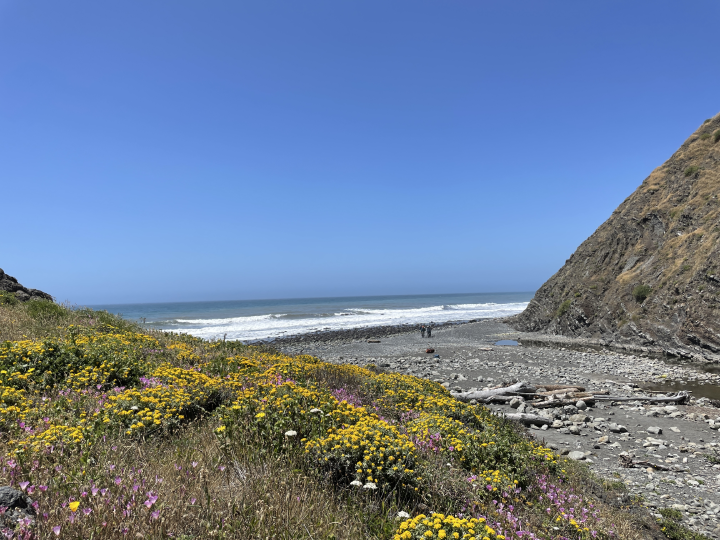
left=26, top=299, right=67, bottom=320
left=700, top=133, right=711, bottom=140
left=714, top=129, right=720, bottom=143
left=657, top=507, right=712, bottom=540
left=0, top=291, right=19, bottom=306
left=574, top=292, right=581, bottom=297
left=684, top=166, right=699, bottom=177
left=632, top=284, right=652, bottom=303
left=555, top=299, right=572, bottom=318
left=659, top=508, right=683, bottom=520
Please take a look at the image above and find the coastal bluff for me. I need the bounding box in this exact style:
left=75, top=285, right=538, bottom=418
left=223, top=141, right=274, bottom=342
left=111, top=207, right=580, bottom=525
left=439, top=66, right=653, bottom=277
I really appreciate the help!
left=0, top=268, right=52, bottom=302
left=510, top=113, right=720, bottom=361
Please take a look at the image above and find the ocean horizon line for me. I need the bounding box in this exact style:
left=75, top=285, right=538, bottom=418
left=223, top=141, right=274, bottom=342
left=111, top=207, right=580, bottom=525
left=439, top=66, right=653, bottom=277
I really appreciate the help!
left=86, top=290, right=536, bottom=309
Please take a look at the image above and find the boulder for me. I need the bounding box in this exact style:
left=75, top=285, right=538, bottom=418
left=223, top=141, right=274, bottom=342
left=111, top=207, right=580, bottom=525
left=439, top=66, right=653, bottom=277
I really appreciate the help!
left=0, top=269, right=52, bottom=302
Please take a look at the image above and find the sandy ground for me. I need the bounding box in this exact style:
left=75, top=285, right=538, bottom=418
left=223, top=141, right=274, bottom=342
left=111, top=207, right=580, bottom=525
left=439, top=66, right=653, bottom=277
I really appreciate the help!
left=276, top=319, right=720, bottom=539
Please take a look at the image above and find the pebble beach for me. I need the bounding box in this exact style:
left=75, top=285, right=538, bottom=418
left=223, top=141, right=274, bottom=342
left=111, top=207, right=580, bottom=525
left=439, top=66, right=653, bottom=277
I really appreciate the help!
left=274, top=319, right=720, bottom=539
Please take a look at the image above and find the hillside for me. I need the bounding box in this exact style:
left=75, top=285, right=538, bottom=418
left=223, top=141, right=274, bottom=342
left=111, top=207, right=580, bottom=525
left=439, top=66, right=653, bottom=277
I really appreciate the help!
left=510, top=113, right=720, bottom=360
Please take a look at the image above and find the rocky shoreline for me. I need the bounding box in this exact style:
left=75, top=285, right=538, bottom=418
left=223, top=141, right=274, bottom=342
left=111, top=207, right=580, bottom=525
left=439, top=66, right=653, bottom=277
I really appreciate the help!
left=274, top=319, right=720, bottom=539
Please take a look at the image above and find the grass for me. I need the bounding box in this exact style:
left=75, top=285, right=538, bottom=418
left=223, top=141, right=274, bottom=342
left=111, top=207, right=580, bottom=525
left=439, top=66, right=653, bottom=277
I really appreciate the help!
left=684, top=166, right=699, bottom=177
left=714, top=129, right=720, bottom=143
left=0, top=301, right=661, bottom=539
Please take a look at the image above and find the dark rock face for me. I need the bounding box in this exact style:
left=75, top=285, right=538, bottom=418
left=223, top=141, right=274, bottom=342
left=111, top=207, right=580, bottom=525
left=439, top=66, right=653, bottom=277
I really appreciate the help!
left=510, top=113, right=720, bottom=360
left=0, top=486, right=34, bottom=513
left=0, top=268, right=53, bottom=302
left=0, top=486, right=35, bottom=528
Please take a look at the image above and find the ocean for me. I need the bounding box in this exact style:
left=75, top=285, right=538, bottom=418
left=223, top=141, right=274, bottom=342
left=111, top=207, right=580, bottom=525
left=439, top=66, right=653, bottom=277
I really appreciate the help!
left=89, top=292, right=532, bottom=343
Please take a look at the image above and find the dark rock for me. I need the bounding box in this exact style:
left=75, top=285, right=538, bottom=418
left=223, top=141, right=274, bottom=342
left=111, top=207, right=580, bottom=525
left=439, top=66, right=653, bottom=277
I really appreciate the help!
left=0, top=269, right=53, bottom=302
left=0, top=486, right=32, bottom=512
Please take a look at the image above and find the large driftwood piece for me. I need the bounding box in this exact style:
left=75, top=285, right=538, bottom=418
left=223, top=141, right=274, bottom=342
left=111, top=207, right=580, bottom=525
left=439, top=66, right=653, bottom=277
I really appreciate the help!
left=534, top=384, right=586, bottom=392
left=594, top=391, right=689, bottom=404
left=531, top=398, right=596, bottom=409
left=451, top=381, right=535, bottom=402
left=503, top=413, right=551, bottom=426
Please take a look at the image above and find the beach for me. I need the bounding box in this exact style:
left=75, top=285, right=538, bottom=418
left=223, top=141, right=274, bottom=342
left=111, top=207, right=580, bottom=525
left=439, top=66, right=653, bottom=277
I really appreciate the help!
left=275, top=319, right=720, bottom=539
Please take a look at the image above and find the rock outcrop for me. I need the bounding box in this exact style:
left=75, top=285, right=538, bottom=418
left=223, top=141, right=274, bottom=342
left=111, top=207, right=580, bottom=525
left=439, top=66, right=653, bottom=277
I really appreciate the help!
left=510, top=113, right=720, bottom=360
left=0, top=268, right=53, bottom=302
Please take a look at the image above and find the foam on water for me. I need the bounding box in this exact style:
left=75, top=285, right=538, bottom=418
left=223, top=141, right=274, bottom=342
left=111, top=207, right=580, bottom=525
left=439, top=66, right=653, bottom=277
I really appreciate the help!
left=164, top=301, right=528, bottom=341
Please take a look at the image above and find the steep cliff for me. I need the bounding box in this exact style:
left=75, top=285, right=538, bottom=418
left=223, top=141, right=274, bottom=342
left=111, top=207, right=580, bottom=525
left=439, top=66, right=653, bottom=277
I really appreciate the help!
left=0, top=268, right=53, bottom=302
left=510, top=113, right=720, bottom=359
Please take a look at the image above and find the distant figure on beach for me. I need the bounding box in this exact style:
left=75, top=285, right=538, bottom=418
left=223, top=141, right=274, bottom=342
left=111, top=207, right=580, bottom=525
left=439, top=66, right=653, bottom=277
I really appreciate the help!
left=427, top=323, right=432, bottom=338
left=421, top=325, right=426, bottom=338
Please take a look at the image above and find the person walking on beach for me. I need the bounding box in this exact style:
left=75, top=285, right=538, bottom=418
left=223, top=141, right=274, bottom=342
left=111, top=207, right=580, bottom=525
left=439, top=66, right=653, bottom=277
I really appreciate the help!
left=426, top=323, right=432, bottom=338
left=421, top=324, right=426, bottom=338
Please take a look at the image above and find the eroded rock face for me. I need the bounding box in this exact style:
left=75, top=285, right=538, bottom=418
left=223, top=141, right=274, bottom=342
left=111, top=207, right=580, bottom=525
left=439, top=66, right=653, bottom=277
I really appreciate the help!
left=0, top=268, right=52, bottom=302
left=510, top=113, right=720, bottom=359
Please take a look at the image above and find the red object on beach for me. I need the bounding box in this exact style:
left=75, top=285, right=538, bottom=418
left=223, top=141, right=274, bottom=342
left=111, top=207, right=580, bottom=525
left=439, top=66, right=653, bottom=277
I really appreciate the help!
left=425, top=348, right=435, bottom=354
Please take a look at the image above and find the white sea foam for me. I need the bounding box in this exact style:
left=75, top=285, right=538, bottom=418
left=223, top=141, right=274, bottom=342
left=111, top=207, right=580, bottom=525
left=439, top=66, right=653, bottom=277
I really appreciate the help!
left=166, top=301, right=528, bottom=342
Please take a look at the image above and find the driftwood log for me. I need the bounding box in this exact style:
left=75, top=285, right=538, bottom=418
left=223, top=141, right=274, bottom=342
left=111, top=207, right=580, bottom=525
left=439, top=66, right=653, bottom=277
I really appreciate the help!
left=534, top=384, right=586, bottom=392
left=451, top=381, right=536, bottom=402
left=619, top=455, right=672, bottom=471
left=594, top=391, right=689, bottom=404
left=503, top=413, right=551, bottom=426
left=450, top=381, right=689, bottom=407
left=531, top=398, right=596, bottom=409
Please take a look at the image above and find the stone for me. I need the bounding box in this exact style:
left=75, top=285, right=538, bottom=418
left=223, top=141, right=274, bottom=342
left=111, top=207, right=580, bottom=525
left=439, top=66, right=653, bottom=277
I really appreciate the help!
left=0, top=486, right=34, bottom=519
left=669, top=426, right=681, bottom=433
left=647, top=426, right=663, bottom=435
left=576, top=400, right=587, bottom=410
left=608, top=423, right=628, bottom=433
left=569, top=414, right=589, bottom=423
left=509, top=397, right=524, bottom=409
left=568, top=425, right=581, bottom=435
left=597, top=435, right=610, bottom=444
left=551, top=420, right=564, bottom=429
left=567, top=451, right=586, bottom=460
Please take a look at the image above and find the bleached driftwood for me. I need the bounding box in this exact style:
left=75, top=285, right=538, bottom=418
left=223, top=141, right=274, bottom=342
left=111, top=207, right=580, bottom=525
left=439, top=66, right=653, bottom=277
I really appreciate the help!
left=534, top=388, right=583, bottom=396
left=534, top=384, right=586, bottom=392
left=594, top=391, right=689, bottom=404
left=531, top=397, right=596, bottom=409
left=451, top=381, right=536, bottom=402
left=503, top=413, right=551, bottom=426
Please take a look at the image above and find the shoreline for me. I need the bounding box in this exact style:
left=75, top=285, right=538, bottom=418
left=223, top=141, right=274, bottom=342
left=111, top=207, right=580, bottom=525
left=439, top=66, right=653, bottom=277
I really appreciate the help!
left=253, top=318, right=481, bottom=347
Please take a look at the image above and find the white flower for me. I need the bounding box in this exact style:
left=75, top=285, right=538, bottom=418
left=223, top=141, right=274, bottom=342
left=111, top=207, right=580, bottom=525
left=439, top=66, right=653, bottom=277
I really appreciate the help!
left=309, top=408, right=322, bottom=414
left=349, top=480, right=363, bottom=487
left=130, top=406, right=139, bottom=410
left=362, top=482, right=377, bottom=490
left=396, top=511, right=410, bottom=520
left=284, top=430, right=297, bottom=437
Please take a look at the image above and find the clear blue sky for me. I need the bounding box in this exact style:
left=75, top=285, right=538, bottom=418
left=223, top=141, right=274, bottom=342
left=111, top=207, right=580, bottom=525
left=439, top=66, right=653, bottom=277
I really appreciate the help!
left=2, top=1, right=719, bottom=305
